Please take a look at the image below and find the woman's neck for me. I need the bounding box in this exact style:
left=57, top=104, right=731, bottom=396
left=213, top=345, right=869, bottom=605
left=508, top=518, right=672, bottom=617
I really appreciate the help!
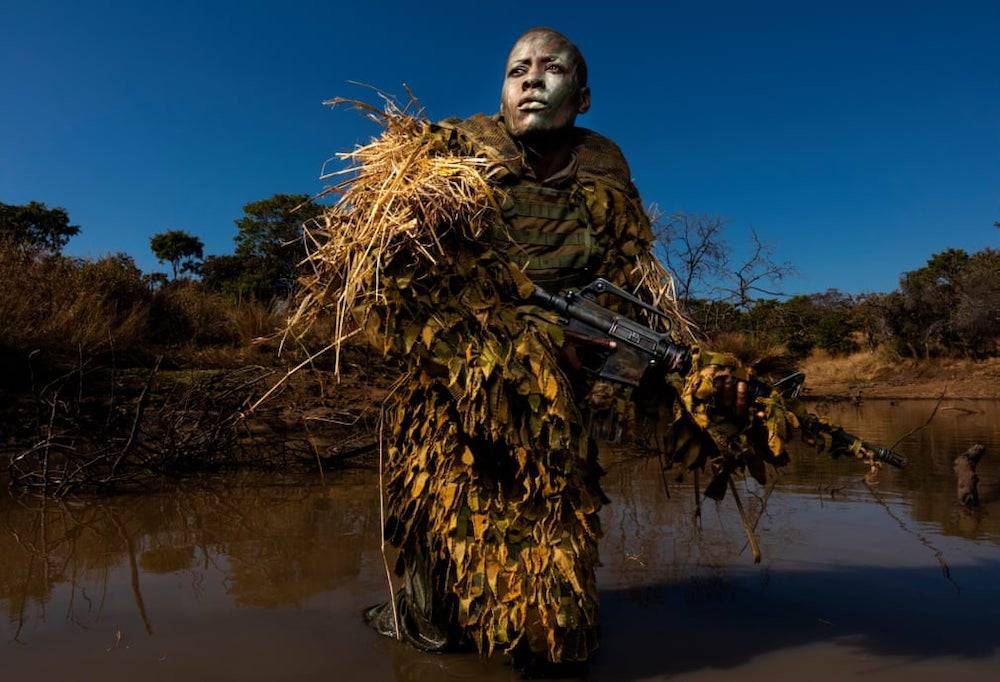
left=519, top=128, right=574, bottom=181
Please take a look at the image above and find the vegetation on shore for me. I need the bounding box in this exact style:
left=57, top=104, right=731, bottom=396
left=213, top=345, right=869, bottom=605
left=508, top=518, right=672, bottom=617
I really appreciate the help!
left=0, top=198, right=386, bottom=495
left=663, top=214, right=1000, bottom=362
left=1, top=198, right=997, bottom=491
left=800, top=350, right=1000, bottom=399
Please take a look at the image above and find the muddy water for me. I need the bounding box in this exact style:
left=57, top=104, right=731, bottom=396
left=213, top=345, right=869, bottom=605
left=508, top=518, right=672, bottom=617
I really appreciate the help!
left=2, top=399, right=999, bottom=680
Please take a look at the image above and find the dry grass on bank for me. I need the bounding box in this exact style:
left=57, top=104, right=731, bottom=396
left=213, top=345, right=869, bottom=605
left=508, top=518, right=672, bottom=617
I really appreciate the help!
left=0, top=242, right=298, bottom=372
left=0, top=244, right=146, bottom=356
left=800, top=349, right=1000, bottom=399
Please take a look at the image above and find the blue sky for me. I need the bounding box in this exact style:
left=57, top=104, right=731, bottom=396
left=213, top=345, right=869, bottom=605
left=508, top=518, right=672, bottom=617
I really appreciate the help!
left=2, top=0, right=997, bottom=294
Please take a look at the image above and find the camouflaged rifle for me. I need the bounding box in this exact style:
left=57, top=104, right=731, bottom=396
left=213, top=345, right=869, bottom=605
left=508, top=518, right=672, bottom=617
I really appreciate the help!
left=530, top=278, right=907, bottom=469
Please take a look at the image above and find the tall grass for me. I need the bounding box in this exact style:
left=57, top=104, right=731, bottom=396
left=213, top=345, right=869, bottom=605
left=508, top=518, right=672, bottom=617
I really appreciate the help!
left=798, top=347, right=902, bottom=389
left=0, top=241, right=289, bottom=371
left=0, top=242, right=147, bottom=359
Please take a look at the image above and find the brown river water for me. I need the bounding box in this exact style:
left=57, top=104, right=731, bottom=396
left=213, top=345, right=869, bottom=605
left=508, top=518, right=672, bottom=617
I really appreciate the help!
left=2, top=399, right=1000, bottom=680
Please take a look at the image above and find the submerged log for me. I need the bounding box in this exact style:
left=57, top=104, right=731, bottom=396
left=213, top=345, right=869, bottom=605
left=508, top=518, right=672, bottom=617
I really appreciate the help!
left=954, top=444, right=986, bottom=507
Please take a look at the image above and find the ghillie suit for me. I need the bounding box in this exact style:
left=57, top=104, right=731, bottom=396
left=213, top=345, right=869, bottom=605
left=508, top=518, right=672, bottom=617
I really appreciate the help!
left=292, top=102, right=803, bottom=663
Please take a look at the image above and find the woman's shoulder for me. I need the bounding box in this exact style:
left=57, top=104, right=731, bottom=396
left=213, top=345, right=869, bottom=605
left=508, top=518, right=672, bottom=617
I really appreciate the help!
left=433, top=114, right=519, bottom=161
left=431, top=115, right=640, bottom=197
left=572, top=127, right=636, bottom=197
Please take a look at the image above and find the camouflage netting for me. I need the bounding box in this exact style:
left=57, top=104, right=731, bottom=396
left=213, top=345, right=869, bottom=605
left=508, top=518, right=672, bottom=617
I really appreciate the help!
left=290, top=99, right=804, bottom=662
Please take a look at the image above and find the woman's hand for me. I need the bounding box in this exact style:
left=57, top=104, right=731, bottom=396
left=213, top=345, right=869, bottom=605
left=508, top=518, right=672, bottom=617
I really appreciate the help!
left=713, top=374, right=765, bottom=421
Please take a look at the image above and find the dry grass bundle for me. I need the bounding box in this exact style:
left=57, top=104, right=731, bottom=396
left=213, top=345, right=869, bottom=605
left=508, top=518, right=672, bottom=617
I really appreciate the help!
left=799, top=348, right=898, bottom=388
left=287, top=97, right=505, bottom=373
left=632, top=252, right=696, bottom=341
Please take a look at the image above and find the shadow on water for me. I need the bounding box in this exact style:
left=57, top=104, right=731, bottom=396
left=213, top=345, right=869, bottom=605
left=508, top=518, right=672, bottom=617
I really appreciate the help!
left=595, top=562, right=1000, bottom=680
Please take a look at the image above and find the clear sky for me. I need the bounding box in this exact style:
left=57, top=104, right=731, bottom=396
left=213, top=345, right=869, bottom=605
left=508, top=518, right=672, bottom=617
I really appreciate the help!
left=2, top=0, right=998, bottom=294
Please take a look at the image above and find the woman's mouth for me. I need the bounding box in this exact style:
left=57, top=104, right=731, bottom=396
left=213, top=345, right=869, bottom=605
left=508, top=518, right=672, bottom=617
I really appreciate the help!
left=518, top=99, right=547, bottom=112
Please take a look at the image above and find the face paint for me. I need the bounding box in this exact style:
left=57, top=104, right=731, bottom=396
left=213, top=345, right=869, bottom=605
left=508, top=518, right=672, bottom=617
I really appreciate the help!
left=500, top=32, right=590, bottom=139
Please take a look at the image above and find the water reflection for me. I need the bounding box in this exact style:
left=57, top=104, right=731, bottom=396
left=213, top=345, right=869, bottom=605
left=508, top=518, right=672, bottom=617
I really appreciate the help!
left=800, top=399, right=1000, bottom=541
left=2, top=400, right=999, bottom=680
left=1, top=471, right=379, bottom=643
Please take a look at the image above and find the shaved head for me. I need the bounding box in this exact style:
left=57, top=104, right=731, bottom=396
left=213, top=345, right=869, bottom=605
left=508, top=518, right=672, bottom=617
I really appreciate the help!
left=510, top=27, right=588, bottom=88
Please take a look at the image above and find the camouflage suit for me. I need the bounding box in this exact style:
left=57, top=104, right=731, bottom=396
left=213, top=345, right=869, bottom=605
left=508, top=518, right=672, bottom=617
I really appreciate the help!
left=361, top=110, right=805, bottom=665
left=364, top=113, right=661, bottom=663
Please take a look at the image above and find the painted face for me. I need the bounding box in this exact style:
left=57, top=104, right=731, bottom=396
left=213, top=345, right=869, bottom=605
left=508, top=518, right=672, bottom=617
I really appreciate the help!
left=500, top=32, right=591, bottom=139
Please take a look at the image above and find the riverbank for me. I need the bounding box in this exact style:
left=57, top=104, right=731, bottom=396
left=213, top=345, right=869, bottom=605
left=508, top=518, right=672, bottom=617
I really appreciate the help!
left=0, top=344, right=389, bottom=493
left=799, top=350, right=1000, bottom=400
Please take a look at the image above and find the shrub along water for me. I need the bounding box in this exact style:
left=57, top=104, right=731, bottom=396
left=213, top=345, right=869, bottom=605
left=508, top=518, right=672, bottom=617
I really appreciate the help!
left=0, top=239, right=298, bottom=379
left=0, top=239, right=388, bottom=495
left=683, top=248, right=999, bottom=361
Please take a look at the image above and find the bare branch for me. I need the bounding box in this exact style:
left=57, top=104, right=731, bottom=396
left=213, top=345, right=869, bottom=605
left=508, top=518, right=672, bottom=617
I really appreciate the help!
left=652, top=211, right=729, bottom=307
left=717, top=228, right=796, bottom=310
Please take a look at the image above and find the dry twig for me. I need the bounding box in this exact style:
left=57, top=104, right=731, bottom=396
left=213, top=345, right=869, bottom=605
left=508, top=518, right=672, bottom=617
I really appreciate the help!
left=888, top=390, right=947, bottom=451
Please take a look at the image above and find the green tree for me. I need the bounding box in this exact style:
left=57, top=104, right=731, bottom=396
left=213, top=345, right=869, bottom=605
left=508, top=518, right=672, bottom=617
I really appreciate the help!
left=952, top=248, right=1000, bottom=356
left=0, top=201, right=80, bottom=253
left=232, top=194, right=324, bottom=299
left=810, top=290, right=860, bottom=356
left=150, top=230, right=204, bottom=279
left=198, top=254, right=248, bottom=296
left=894, top=248, right=969, bottom=356
left=874, top=247, right=1000, bottom=357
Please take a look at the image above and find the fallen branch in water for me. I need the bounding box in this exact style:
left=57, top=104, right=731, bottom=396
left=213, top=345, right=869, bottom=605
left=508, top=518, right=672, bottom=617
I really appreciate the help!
left=888, top=390, right=947, bottom=451
left=738, top=470, right=779, bottom=558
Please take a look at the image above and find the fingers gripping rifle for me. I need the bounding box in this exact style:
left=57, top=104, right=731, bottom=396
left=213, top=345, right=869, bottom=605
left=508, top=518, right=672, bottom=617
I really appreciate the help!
left=529, top=278, right=906, bottom=469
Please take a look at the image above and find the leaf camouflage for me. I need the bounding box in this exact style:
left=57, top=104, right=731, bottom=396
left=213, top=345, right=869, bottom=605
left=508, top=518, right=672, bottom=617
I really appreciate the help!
left=291, top=97, right=812, bottom=662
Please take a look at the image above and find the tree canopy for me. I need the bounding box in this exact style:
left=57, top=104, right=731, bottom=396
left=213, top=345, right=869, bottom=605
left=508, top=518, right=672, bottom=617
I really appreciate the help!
left=229, top=194, right=323, bottom=299
left=0, top=201, right=80, bottom=254
left=150, top=230, right=204, bottom=279
left=180, top=194, right=324, bottom=300
left=884, top=247, right=1000, bottom=357
left=198, top=254, right=247, bottom=296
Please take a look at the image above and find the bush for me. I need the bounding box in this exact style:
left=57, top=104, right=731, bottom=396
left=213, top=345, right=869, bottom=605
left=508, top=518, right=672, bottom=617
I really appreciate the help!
left=701, top=291, right=860, bottom=359
left=0, top=241, right=149, bottom=360
left=0, top=241, right=289, bottom=373
left=877, top=248, right=1000, bottom=357
left=952, top=249, right=1000, bottom=356
left=148, top=282, right=284, bottom=349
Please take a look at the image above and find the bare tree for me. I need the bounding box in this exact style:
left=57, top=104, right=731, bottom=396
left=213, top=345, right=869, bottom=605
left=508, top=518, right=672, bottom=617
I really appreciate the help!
left=720, top=228, right=796, bottom=310
left=653, top=210, right=796, bottom=315
left=654, top=211, right=729, bottom=307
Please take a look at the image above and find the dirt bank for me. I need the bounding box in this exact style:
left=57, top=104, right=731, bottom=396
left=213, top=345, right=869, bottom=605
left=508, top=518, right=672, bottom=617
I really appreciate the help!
left=799, top=351, right=1000, bottom=400
left=0, top=345, right=390, bottom=493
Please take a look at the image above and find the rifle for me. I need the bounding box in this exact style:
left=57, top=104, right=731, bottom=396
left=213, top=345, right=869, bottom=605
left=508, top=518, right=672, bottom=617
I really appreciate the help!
left=529, top=278, right=907, bottom=469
